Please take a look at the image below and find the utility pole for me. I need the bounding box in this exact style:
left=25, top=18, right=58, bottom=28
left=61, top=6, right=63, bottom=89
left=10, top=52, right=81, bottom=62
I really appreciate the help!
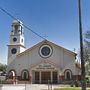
left=78, top=0, right=86, bottom=90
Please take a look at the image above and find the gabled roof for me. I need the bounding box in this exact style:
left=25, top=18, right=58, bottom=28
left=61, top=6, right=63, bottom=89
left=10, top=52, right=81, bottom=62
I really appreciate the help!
left=17, top=39, right=76, bottom=57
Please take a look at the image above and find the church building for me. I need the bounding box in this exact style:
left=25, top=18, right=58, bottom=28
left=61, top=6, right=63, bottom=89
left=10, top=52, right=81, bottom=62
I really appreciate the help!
left=7, top=20, right=81, bottom=84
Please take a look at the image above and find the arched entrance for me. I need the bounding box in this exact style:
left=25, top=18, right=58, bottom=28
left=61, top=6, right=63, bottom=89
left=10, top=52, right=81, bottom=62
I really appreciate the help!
left=8, top=70, right=16, bottom=83
left=8, top=70, right=16, bottom=79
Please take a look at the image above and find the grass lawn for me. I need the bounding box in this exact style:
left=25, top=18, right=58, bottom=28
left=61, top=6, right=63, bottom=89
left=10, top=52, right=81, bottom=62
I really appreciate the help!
left=54, top=88, right=90, bottom=90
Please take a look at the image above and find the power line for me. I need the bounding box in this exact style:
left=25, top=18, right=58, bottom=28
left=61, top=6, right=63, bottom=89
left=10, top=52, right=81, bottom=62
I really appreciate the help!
left=0, top=6, right=46, bottom=40
left=0, top=7, right=17, bottom=20
left=23, top=24, right=45, bottom=40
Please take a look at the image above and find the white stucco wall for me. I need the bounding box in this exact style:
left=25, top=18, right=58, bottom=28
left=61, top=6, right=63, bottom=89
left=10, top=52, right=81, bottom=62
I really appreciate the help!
left=7, top=40, right=79, bottom=76
left=63, top=50, right=76, bottom=75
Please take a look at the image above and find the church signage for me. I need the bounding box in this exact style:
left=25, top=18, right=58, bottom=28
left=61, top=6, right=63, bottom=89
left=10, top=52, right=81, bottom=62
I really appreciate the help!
left=36, top=63, right=55, bottom=70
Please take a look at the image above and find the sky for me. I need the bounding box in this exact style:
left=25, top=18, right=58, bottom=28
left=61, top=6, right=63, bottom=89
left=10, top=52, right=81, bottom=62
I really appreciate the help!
left=0, top=0, right=90, bottom=64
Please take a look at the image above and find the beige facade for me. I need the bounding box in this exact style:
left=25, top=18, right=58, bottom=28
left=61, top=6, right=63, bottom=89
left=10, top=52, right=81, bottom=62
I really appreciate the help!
left=7, top=20, right=81, bottom=84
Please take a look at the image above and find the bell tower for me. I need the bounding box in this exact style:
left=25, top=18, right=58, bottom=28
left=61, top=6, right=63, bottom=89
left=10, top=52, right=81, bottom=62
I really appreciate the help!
left=8, top=20, right=26, bottom=64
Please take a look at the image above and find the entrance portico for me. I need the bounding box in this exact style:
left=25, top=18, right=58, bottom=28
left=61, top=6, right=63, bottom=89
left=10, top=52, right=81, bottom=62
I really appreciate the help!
left=33, top=71, right=58, bottom=84
left=31, top=61, right=59, bottom=84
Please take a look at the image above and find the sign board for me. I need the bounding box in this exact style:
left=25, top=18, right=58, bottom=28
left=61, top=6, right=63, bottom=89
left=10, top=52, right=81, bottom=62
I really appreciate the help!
left=36, top=63, right=55, bottom=70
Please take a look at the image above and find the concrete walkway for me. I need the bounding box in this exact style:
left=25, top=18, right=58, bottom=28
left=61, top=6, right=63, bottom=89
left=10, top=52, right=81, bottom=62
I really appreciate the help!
left=0, top=84, right=25, bottom=90
left=0, top=84, right=71, bottom=90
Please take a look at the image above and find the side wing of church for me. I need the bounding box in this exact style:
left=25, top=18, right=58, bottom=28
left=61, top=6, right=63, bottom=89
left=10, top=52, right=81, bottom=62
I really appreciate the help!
left=7, top=20, right=81, bottom=84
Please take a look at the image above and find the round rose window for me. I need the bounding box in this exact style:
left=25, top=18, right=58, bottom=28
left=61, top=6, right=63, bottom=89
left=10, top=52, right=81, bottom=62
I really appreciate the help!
left=39, top=45, right=52, bottom=58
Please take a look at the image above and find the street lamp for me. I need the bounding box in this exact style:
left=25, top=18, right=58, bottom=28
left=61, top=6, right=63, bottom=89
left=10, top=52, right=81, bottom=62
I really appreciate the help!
left=78, top=0, right=86, bottom=90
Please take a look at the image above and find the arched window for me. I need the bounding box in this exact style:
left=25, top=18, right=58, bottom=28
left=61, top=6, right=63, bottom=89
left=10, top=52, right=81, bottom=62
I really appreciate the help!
left=21, top=70, right=29, bottom=80
left=64, top=69, right=72, bottom=80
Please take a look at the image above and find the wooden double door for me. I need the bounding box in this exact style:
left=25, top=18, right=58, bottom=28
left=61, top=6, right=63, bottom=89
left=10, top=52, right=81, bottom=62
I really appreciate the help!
left=35, top=71, right=58, bottom=84
left=41, top=72, right=51, bottom=83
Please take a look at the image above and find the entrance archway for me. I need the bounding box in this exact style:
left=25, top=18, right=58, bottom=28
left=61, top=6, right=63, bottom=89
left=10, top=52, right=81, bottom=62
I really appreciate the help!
left=8, top=70, right=16, bottom=83
left=8, top=70, right=16, bottom=79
